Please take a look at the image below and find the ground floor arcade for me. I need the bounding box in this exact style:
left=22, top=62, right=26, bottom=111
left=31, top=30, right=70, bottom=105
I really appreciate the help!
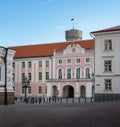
left=47, top=81, right=94, bottom=98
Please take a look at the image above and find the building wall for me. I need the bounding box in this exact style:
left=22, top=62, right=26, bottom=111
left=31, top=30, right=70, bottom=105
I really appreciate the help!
left=13, top=43, right=94, bottom=98
left=0, top=48, right=15, bottom=105
left=47, top=44, right=94, bottom=97
left=94, top=31, right=120, bottom=100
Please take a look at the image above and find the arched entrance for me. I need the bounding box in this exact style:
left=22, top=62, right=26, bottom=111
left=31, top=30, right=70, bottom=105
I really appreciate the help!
left=52, top=86, right=57, bottom=97
left=80, top=86, right=86, bottom=97
left=63, top=85, right=74, bottom=97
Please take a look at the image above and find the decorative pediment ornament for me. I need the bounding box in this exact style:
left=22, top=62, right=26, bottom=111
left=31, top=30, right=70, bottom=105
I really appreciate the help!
left=64, top=44, right=84, bottom=55
left=72, top=46, right=76, bottom=52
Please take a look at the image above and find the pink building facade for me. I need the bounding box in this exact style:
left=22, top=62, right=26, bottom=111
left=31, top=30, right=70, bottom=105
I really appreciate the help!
left=11, top=29, right=94, bottom=98
left=47, top=43, right=94, bottom=98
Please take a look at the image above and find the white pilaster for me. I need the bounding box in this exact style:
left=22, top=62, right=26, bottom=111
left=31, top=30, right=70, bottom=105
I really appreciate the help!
left=75, top=82, right=79, bottom=97
left=47, top=83, right=51, bottom=97
left=86, top=82, right=92, bottom=97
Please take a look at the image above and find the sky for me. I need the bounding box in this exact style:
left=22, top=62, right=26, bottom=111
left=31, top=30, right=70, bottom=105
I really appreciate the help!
left=0, top=0, right=120, bottom=47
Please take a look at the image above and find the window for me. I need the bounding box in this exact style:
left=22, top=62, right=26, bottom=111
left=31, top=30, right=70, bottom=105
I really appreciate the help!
left=46, top=72, right=49, bottom=80
left=38, top=86, right=42, bottom=94
left=67, top=68, right=71, bottom=79
left=58, top=69, right=62, bottom=79
left=45, top=86, right=47, bottom=94
left=28, top=86, right=31, bottom=94
left=13, top=62, right=15, bottom=68
left=104, top=79, right=112, bottom=90
left=76, top=68, right=80, bottom=79
left=39, top=72, right=42, bottom=80
left=86, top=58, right=90, bottom=62
left=104, top=39, right=112, bottom=50
left=104, top=60, right=112, bottom=72
left=22, top=73, right=25, bottom=81
left=67, top=59, right=71, bottom=63
left=46, top=60, right=49, bottom=67
left=39, top=61, right=42, bottom=67
left=28, top=73, right=32, bottom=80
left=22, top=62, right=25, bottom=68
left=76, top=58, right=80, bottom=63
left=22, top=86, right=25, bottom=94
left=28, top=61, right=32, bottom=68
left=13, top=73, right=15, bottom=81
left=86, top=68, right=90, bottom=79
left=59, top=59, right=62, bottom=64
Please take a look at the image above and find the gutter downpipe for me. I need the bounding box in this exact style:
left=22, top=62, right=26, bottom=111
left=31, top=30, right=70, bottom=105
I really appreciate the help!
left=90, top=32, right=95, bottom=97
left=4, top=48, right=8, bottom=105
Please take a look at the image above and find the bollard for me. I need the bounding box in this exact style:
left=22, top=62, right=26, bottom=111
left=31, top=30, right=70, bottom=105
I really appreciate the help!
left=60, top=97, right=62, bottom=103
left=66, top=98, right=68, bottom=103
left=91, top=97, right=92, bottom=103
left=79, top=97, right=80, bottom=103
left=85, top=97, right=86, bottom=103
left=39, top=98, right=42, bottom=104
left=72, top=98, right=74, bottom=103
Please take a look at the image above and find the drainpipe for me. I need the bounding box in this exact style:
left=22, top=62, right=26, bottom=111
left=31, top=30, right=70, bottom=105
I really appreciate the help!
left=4, top=48, right=8, bottom=105
left=90, top=32, right=95, bottom=97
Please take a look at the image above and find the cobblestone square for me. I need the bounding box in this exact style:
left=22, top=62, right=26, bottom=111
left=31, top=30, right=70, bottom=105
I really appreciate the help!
left=0, top=101, right=120, bottom=127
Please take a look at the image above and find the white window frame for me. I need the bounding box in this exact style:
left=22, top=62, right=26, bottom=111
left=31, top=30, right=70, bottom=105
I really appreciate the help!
left=104, top=79, right=112, bottom=90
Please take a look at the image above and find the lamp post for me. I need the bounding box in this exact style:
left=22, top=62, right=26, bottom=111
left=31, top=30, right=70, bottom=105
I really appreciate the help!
left=22, top=76, right=30, bottom=103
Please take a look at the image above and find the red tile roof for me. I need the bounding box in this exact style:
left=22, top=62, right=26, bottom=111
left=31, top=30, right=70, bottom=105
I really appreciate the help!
left=9, top=40, right=94, bottom=59
left=91, top=25, right=120, bottom=34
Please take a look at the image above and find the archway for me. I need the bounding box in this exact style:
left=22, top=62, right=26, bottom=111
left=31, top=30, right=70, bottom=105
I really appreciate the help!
left=63, top=85, right=74, bottom=97
left=80, top=86, right=86, bottom=97
left=52, top=86, right=57, bottom=97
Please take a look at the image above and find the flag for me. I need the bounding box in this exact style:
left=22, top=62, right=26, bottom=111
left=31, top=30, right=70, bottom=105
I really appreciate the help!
left=71, top=18, right=74, bottom=21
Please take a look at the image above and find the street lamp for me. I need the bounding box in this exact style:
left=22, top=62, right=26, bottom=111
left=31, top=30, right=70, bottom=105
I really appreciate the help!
left=22, top=76, right=30, bottom=103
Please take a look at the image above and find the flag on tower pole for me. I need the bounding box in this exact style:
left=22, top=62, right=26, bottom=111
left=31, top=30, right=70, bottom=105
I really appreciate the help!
left=71, top=18, right=74, bottom=29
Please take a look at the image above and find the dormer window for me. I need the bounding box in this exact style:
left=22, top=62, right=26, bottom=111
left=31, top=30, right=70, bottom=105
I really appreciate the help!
left=104, top=39, right=112, bottom=51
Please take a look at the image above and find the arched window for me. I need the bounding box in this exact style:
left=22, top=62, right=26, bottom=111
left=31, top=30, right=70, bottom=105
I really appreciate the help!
left=76, top=68, right=80, bottom=79
left=67, top=68, right=71, bottom=79
left=58, top=68, right=62, bottom=79
left=86, top=68, right=90, bottom=79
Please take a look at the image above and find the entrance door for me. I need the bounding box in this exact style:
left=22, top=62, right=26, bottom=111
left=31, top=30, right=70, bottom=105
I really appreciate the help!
left=80, top=86, right=85, bottom=97
left=63, top=85, right=74, bottom=97
left=52, top=86, right=57, bottom=97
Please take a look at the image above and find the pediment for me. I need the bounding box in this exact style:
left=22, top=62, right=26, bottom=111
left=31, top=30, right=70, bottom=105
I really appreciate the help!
left=63, top=44, right=84, bottom=55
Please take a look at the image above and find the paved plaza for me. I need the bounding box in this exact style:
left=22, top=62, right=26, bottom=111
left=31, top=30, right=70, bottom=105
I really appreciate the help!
left=0, top=101, right=120, bottom=127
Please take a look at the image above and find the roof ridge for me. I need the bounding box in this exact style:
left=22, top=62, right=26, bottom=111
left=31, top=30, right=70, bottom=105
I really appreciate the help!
left=9, top=39, right=93, bottom=48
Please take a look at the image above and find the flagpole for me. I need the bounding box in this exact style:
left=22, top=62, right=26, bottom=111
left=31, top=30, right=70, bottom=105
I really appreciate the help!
left=71, top=18, right=74, bottom=29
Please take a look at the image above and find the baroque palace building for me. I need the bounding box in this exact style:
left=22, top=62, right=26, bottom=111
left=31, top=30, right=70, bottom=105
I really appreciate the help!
left=1, top=25, right=120, bottom=104
left=10, top=29, right=95, bottom=99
